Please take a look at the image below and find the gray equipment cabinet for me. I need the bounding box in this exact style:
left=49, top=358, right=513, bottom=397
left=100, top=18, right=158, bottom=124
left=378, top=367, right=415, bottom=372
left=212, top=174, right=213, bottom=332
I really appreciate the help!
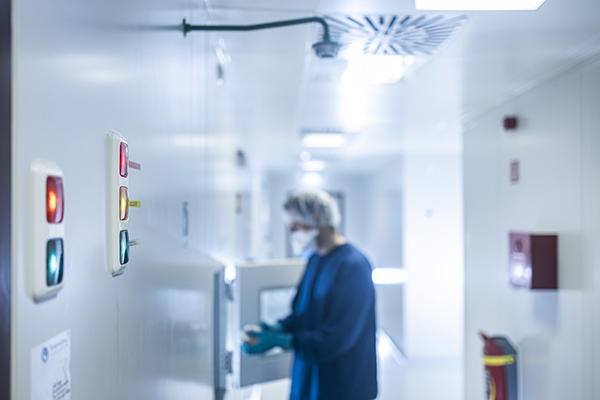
left=213, top=258, right=306, bottom=395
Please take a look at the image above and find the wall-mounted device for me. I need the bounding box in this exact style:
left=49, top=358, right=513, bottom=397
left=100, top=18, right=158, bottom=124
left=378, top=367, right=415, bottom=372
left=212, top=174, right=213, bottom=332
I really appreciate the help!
left=509, top=232, right=558, bottom=290
left=503, top=116, right=519, bottom=131
left=212, top=259, right=306, bottom=399
left=107, top=131, right=130, bottom=276
left=236, top=259, right=304, bottom=387
left=31, top=160, right=65, bottom=301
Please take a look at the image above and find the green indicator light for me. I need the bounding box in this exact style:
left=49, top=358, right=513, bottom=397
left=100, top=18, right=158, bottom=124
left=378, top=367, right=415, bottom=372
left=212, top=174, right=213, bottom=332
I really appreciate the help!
left=46, top=239, right=64, bottom=287
left=119, top=230, right=130, bottom=265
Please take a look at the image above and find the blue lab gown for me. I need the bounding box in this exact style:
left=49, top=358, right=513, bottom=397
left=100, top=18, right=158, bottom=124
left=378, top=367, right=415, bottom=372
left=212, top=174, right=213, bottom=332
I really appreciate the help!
left=280, top=243, right=378, bottom=400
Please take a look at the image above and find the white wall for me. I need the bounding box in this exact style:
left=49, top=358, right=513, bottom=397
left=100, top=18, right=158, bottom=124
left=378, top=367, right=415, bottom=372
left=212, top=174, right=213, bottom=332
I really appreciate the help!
left=367, top=158, right=405, bottom=351
left=403, top=154, right=464, bottom=360
left=367, top=158, right=405, bottom=269
left=464, top=54, right=600, bottom=399
left=11, top=1, right=253, bottom=399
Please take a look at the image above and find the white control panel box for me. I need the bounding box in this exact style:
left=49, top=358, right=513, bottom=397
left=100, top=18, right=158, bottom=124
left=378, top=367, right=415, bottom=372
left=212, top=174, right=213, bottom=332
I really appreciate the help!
left=31, top=160, right=66, bottom=301
left=107, top=131, right=130, bottom=276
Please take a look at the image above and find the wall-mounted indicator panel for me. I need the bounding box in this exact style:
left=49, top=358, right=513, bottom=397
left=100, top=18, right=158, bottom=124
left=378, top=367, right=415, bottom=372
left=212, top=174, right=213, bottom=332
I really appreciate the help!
left=31, top=160, right=65, bottom=301
left=509, top=232, right=558, bottom=290
left=107, top=131, right=130, bottom=276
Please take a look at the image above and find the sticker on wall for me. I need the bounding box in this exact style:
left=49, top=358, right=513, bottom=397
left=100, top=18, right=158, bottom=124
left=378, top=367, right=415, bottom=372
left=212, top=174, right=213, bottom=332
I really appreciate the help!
left=510, top=160, right=519, bottom=184
left=31, top=330, right=71, bottom=400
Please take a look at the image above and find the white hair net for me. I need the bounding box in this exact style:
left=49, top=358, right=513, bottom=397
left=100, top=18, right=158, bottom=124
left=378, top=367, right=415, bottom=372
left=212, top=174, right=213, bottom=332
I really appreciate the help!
left=282, top=191, right=342, bottom=228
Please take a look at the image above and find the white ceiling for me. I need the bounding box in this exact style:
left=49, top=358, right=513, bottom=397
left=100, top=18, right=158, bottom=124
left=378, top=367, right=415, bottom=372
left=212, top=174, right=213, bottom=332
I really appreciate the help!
left=201, top=0, right=600, bottom=172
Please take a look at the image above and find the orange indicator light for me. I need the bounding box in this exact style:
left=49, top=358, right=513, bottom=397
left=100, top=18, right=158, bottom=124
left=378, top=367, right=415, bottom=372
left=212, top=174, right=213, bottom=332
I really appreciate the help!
left=46, top=176, right=64, bottom=224
left=120, top=187, right=129, bottom=221
left=48, top=191, right=57, bottom=212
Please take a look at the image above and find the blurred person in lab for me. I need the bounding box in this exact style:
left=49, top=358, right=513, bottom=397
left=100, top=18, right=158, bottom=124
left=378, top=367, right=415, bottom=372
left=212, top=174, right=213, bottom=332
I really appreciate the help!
left=242, top=191, right=378, bottom=400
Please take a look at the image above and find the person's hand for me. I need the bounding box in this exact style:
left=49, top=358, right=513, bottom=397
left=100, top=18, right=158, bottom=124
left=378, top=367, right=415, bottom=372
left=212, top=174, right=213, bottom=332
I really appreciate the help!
left=241, top=331, right=293, bottom=355
left=259, top=321, right=285, bottom=333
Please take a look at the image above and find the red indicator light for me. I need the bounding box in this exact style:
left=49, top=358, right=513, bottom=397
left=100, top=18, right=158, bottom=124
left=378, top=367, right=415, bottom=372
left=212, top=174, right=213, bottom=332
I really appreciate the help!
left=46, top=176, right=64, bottom=224
left=120, top=142, right=129, bottom=178
left=119, top=187, right=129, bottom=221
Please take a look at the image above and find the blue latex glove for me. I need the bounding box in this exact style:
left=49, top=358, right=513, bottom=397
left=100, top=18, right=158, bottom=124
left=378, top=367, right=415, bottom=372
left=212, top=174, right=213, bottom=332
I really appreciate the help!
left=259, top=321, right=285, bottom=333
left=241, top=331, right=293, bottom=355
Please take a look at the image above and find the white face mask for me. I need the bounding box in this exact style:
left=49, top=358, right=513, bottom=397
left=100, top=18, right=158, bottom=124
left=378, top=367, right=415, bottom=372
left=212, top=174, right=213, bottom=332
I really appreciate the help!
left=290, top=228, right=319, bottom=256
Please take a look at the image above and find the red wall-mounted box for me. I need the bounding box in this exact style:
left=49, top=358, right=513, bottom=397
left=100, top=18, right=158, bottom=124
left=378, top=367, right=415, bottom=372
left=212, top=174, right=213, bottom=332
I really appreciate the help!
left=509, top=232, right=558, bottom=290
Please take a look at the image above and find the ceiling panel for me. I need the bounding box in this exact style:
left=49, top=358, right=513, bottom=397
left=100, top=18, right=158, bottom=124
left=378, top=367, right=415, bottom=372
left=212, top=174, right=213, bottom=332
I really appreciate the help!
left=209, top=0, right=317, bottom=13
left=199, top=0, right=600, bottom=171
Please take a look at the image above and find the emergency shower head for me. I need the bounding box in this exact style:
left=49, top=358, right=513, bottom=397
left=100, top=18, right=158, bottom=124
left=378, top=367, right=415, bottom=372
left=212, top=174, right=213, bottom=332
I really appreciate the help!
left=182, top=17, right=340, bottom=59
left=312, top=40, right=340, bottom=58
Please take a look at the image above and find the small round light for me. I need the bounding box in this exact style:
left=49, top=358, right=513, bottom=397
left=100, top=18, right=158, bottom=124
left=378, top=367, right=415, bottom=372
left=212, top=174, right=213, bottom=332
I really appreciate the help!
left=300, top=151, right=312, bottom=162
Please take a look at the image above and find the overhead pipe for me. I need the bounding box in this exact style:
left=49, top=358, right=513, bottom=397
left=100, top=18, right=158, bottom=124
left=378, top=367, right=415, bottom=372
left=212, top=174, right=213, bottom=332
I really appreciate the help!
left=181, top=17, right=340, bottom=58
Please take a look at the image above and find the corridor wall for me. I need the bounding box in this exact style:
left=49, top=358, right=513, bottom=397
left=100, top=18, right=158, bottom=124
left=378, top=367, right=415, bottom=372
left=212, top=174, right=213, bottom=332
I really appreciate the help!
left=11, top=0, right=250, bottom=399
left=464, top=54, right=600, bottom=399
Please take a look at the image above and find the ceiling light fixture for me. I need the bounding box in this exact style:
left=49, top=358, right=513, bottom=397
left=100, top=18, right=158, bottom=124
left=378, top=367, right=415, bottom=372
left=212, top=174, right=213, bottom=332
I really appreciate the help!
left=182, top=17, right=340, bottom=58
left=302, top=161, right=327, bottom=172
left=372, top=268, right=408, bottom=285
left=341, top=55, right=413, bottom=84
left=299, top=151, right=312, bottom=162
left=415, top=0, right=545, bottom=10
left=302, top=133, right=347, bottom=148
left=301, top=172, right=324, bottom=187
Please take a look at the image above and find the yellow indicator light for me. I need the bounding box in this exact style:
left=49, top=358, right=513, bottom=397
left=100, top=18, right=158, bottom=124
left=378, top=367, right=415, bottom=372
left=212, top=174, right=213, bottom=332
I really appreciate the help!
left=119, top=187, right=129, bottom=221
left=483, top=355, right=516, bottom=366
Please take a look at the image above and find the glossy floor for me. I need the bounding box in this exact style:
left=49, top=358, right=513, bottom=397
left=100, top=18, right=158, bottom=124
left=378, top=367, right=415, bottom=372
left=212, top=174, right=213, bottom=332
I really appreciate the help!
left=230, top=332, right=463, bottom=400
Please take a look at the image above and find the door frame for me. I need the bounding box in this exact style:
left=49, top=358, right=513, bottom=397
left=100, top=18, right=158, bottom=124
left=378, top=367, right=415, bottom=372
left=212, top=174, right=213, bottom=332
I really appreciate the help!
left=0, top=0, right=11, bottom=397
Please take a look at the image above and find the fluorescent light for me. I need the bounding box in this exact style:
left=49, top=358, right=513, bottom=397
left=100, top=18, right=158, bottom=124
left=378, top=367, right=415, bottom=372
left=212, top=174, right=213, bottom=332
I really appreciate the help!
left=372, top=268, right=408, bottom=285
left=341, top=55, right=408, bottom=84
left=302, top=161, right=327, bottom=172
left=301, top=172, right=324, bottom=187
left=224, top=261, right=237, bottom=283
left=415, top=0, right=546, bottom=10
left=300, top=151, right=312, bottom=162
left=302, top=133, right=347, bottom=148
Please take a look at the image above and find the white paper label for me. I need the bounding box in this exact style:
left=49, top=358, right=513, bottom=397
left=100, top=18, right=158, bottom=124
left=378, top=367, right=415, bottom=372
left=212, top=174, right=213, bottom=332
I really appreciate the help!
left=31, top=330, right=71, bottom=400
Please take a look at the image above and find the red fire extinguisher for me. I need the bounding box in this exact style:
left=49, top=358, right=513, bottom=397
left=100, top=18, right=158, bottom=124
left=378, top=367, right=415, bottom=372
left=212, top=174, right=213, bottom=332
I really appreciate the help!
left=480, top=332, right=518, bottom=400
